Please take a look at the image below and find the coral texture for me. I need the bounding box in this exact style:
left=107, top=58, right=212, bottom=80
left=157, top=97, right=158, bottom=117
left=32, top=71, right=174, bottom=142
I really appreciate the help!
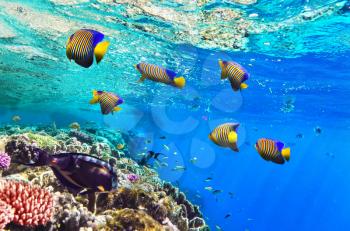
left=0, top=200, right=14, bottom=229
left=0, top=152, right=11, bottom=169
left=0, top=180, right=53, bottom=227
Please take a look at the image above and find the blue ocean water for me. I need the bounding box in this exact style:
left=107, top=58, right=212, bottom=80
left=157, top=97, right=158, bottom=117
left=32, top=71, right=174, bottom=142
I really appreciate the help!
left=0, top=0, right=349, bottom=230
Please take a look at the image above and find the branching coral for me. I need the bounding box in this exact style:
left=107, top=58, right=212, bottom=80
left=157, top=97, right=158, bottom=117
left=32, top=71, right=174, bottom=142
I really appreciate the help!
left=0, top=200, right=14, bottom=229
left=0, top=180, right=53, bottom=227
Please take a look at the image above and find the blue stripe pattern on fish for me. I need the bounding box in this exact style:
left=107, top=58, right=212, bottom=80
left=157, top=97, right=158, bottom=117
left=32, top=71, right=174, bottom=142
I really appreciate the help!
left=219, top=59, right=249, bottom=91
left=209, top=123, right=240, bottom=152
left=135, top=62, right=186, bottom=88
left=66, top=29, right=110, bottom=68
left=255, top=138, right=291, bottom=164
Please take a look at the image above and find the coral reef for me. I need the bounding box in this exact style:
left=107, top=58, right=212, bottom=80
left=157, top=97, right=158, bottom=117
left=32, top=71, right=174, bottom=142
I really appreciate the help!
left=0, top=125, right=208, bottom=230
left=0, top=180, right=53, bottom=227
left=0, top=152, right=11, bottom=170
left=0, top=200, right=14, bottom=229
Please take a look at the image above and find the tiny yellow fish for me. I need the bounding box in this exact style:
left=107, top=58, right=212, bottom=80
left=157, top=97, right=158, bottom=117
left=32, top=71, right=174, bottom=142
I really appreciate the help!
left=116, top=143, right=125, bottom=150
left=69, top=122, right=80, bottom=130
left=12, top=115, right=21, bottom=122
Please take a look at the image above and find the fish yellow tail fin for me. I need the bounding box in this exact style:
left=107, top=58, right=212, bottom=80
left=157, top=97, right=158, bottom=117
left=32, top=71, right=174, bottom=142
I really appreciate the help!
left=89, top=90, right=99, bottom=104
left=219, top=59, right=227, bottom=79
left=228, top=131, right=238, bottom=144
left=240, top=83, right=248, bottom=90
left=174, top=77, right=186, bottom=88
left=94, top=41, right=110, bottom=64
left=282, top=147, right=290, bottom=161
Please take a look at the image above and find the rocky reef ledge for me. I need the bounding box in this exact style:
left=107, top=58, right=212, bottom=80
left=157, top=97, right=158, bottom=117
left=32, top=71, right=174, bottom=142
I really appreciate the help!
left=0, top=124, right=208, bottom=231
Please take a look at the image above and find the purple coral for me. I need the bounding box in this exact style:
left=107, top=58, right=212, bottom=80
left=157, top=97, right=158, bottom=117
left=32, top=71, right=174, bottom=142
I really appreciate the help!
left=127, top=174, right=140, bottom=183
left=0, top=152, right=11, bottom=170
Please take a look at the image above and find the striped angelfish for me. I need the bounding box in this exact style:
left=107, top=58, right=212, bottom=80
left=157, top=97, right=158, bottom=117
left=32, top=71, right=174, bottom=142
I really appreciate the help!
left=66, top=29, right=110, bottom=68
left=209, top=123, right=239, bottom=152
left=219, top=59, right=249, bottom=91
left=89, top=90, right=123, bottom=115
left=255, top=138, right=290, bottom=164
left=135, top=63, right=186, bottom=88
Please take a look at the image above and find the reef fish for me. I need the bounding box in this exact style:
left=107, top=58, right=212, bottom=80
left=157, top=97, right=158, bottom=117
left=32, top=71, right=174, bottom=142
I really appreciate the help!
left=90, top=90, right=123, bottom=115
left=135, top=63, right=186, bottom=88
left=66, top=29, right=110, bottom=68
left=255, top=138, right=290, bottom=164
left=219, top=59, right=249, bottom=91
left=23, top=149, right=118, bottom=194
left=209, top=123, right=240, bottom=152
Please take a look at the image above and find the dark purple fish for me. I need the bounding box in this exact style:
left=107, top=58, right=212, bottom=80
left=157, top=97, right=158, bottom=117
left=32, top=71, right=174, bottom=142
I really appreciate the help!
left=24, top=148, right=117, bottom=194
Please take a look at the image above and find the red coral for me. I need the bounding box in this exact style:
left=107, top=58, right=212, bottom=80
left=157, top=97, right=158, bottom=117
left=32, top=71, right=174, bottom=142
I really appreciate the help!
left=0, top=200, right=14, bottom=229
left=0, top=180, right=53, bottom=227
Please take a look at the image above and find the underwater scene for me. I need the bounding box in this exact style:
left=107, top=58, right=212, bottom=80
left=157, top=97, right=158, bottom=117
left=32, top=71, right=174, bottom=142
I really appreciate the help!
left=0, top=0, right=349, bottom=230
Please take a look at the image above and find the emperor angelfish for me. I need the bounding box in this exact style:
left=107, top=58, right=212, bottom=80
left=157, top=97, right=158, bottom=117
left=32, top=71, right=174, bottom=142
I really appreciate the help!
left=89, top=90, right=123, bottom=115
left=135, top=63, right=186, bottom=89
left=219, top=59, right=249, bottom=91
left=209, top=123, right=239, bottom=152
left=255, top=138, right=290, bottom=164
left=66, top=29, right=110, bottom=68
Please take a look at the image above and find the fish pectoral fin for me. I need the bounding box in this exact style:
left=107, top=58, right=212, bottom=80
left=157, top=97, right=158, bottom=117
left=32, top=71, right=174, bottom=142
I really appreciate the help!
left=94, top=41, right=110, bottom=64
left=228, top=131, right=238, bottom=143
left=97, top=186, right=105, bottom=192
left=113, top=106, right=122, bottom=112
left=138, top=74, right=147, bottom=82
left=240, top=83, right=248, bottom=89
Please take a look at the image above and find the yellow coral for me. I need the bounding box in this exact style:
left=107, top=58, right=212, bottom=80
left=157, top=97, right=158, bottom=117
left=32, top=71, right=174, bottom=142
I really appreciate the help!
left=26, top=133, right=59, bottom=149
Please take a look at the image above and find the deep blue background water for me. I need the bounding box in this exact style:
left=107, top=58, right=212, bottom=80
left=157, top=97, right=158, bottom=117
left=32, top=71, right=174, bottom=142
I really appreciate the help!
left=1, top=48, right=349, bottom=230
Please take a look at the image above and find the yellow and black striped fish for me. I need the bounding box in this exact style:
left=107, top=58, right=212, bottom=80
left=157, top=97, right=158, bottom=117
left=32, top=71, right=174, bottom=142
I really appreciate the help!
left=66, top=29, right=110, bottom=68
left=219, top=59, right=249, bottom=91
left=255, top=138, right=290, bottom=164
left=89, top=90, right=123, bottom=115
left=209, top=123, right=239, bottom=152
left=135, top=63, right=186, bottom=88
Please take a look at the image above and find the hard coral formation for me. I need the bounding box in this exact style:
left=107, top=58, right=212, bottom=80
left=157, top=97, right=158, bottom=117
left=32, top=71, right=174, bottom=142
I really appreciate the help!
left=0, top=125, right=208, bottom=230
left=104, top=208, right=164, bottom=231
left=0, top=200, right=14, bottom=229
left=0, top=180, right=53, bottom=227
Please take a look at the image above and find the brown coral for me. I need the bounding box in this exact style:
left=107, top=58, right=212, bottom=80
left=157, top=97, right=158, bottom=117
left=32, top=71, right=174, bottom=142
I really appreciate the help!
left=103, top=208, right=164, bottom=231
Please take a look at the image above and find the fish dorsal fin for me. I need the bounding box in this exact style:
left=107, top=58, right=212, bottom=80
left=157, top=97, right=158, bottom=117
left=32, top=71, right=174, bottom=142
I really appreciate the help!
left=275, top=141, right=284, bottom=152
